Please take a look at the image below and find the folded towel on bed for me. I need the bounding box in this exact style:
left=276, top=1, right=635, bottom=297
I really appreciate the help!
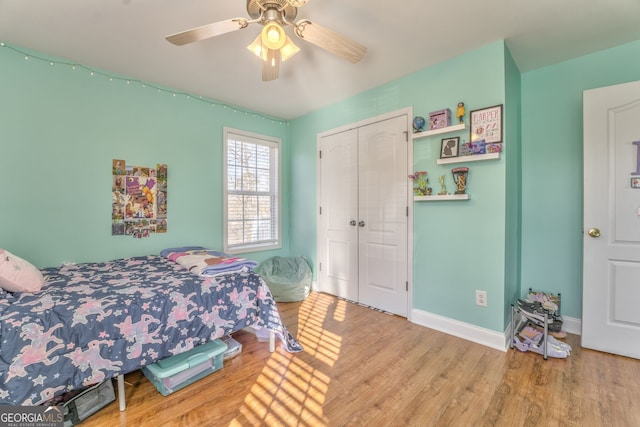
left=161, top=246, right=259, bottom=277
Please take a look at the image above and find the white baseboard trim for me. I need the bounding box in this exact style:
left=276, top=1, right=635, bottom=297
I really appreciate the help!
left=411, top=309, right=582, bottom=352
left=562, top=316, right=581, bottom=335
left=411, top=308, right=509, bottom=352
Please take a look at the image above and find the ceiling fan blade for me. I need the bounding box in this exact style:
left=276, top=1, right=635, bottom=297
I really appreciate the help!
left=262, top=49, right=281, bottom=81
left=166, top=18, right=248, bottom=46
left=294, top=19, right=366, bottom=63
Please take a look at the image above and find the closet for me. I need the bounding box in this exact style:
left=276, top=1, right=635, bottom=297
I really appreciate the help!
left=317, top=111, right=410, bottom=316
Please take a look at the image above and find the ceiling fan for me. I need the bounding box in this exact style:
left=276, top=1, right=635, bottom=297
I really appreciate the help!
left=165, top=0, right=367, bottom=81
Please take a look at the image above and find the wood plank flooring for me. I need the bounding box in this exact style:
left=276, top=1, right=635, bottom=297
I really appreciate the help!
left=83, top=291, right=640, bottom=426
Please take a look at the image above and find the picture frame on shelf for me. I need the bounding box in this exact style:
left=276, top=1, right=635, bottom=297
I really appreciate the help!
left=440, top=137, right=460, bottom=159
left=470, top=104, right=503, bottom=144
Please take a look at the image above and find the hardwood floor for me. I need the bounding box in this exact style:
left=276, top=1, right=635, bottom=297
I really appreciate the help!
left=84, top=291, right=640, bottom=426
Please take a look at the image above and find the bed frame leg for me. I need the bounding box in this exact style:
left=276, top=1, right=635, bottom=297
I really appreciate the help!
left=269, top=330, right=275, bottom=352
left=117, top=374, right=126, bottom=411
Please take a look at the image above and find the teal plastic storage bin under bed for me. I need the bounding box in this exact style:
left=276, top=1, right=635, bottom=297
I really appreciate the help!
left=142, top=339, right=227, bottom=396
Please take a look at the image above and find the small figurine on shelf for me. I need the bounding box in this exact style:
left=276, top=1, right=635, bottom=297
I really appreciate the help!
left=452, top=167, right=469, bottom=194
left=456, top=102, right=465, bottom=124
left=438, top=175, right=447, bottom=195
left=408, top=171, right=431, bottom=196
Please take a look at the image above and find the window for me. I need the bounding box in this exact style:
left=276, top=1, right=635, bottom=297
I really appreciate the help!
left=223, top=128, right=281, bottom=253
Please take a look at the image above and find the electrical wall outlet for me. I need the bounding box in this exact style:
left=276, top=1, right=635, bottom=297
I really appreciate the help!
left=475, top=290, right=488, bottom=307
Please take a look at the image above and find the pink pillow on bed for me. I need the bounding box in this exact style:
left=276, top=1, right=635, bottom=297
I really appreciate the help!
left=0, top=249, right=44, bottom=293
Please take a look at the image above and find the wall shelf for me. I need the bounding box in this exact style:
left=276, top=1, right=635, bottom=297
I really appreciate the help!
left=412, top=123, right=465, bottom=140
left=414, top=194, right=470, bottom=201
left=437, top=152, right=500, bottom=165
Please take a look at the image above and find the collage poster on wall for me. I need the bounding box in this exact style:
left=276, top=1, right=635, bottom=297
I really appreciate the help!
left=112, top=159, right=168, bottom=238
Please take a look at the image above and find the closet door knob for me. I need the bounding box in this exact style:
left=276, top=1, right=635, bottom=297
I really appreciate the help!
left=358, top=220, right=365, bottom=227
left=350, top=220, right=357, bottom=226
left=588, top=228, right=601, bottom=238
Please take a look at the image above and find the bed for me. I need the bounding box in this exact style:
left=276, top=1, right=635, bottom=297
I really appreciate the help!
left=0, top=249, right=302, bottom=407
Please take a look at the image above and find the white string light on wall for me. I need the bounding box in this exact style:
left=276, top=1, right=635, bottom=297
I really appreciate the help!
left=0, top=42, right=288, bottom=126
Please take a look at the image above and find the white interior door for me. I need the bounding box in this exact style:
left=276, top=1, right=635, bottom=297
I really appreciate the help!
left=583, top=80, right=640, bottom=359
left=357, top=116, right=409, bottom=316
left=318, top=129, right=359, bottom=301
left=318, top=113, right=409, bottom=316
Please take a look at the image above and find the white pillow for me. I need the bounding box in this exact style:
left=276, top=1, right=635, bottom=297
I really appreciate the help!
left=0, top=249, right=44, bottom=293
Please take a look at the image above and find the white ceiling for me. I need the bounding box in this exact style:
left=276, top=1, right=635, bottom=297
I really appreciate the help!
left=2, top=0, right=640, bottom=120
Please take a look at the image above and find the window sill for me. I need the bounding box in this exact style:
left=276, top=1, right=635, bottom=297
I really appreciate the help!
left=225, top=242, right=282, bottom=255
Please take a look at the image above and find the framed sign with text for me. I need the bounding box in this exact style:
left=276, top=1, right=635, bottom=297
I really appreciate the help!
left=469, top=104, right=503, bottom=144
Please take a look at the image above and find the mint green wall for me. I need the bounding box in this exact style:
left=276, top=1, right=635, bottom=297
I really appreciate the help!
left=520, top=39, right=640, bottom=319
left=0, top=44, right=290, bottom=268
left=290, top=41, right=511, bottom=332
left=7, top=35, right=639, bottom=331
left=504, top=45, right=522, bottom=325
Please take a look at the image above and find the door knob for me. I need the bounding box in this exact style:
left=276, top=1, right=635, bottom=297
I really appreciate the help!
left=350, top=220, right=357, bottom=226
left=358, top=220, right=365, bottom=227
left=588, top=228, right=601, bottom=238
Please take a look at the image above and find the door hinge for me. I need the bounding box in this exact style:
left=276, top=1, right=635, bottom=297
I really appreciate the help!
left=403, top=130, right=408, bottom=142
left=319, top=150, right=322, bottom=159
left=406, top=281, right=408, bottom=291
left=319, top=262, right=322, bottom=272
left=406, top=206, right=409, bottom=217
left=319, top=206, right=322, bottom=215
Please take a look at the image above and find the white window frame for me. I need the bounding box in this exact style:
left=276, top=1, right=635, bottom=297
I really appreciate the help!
left=223, top=127, right=281, bottom=254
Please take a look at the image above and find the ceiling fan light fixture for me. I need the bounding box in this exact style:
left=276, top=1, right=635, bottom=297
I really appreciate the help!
left=280, top=36, right=300, bottom=61
left=248, top=30, right=299, bottom=63
left=261, top=22, right=286, bottom=50
left=168, top=0, right=367, bottom=81
left=247, top=33, right=266, bottom=59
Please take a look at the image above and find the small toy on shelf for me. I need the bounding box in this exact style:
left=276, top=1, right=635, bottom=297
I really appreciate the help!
left=469, top=139, right=486, bottom=155
left=408, top=171, right=431, bottom=196
left=459, top=141, right=472, bottom=157
left=429, top=109, right=451, bottom=130
left=438, top=175, right=447, bottom=195
left=412, top=116, right=426, bottom=132
left=486, top=143, right=503, bottom=154
left=456, top=102, right=465, bottom=124
left=451, top=167, right=469, bottom=194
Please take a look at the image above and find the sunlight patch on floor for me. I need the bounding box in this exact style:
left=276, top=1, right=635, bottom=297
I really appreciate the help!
left=296, top=294, right=342, bottom=367
left=234, top=294, right=341, bottom=426
left=333, top=299, right=347, bottom=322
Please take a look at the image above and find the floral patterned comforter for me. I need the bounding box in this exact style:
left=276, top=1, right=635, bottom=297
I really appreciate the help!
left=0, top=255, right=302, bottom=406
